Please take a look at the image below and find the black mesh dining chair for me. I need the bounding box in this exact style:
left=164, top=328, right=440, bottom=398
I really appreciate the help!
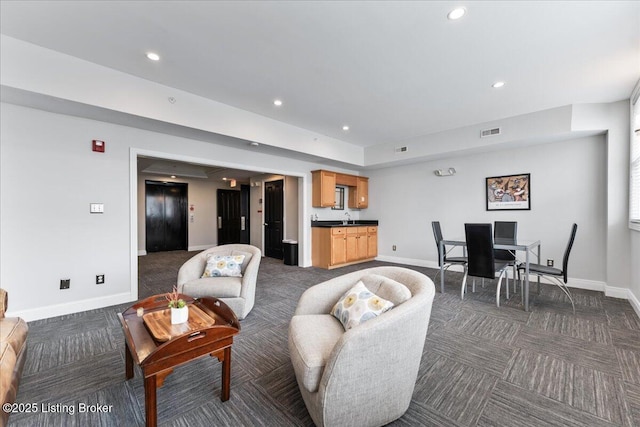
left=494, top=221, right=518, bottom=292
left=518, top=223, right=577, bottom=313
left=462, top=223, right=510, bottom=307
left=432, top=221, right=467, bottom=282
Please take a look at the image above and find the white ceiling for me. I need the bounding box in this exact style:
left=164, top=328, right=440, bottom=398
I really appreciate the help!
left=138, top=157, right=260, bottom=184
left=1, top=1, right=638, bottom=150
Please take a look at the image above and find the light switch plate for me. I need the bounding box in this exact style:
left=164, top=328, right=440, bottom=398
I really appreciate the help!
left=90, top=203, right=104, bottom=214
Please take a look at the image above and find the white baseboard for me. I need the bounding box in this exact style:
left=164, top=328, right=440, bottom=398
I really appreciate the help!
left=627, top=290, right=640, bottom=319
left=568, top=277, right=606, bottom=292
left=376, top=255, right=627, bottom=298
left=604, top=284, right=631, bottom=299
left=8, top=292, right=135, bottom=322
left=138, top=245, right=212, bottom=256
left=188, top=245, right=214, bottom=252
left=375, top=255, right=434, bottom=268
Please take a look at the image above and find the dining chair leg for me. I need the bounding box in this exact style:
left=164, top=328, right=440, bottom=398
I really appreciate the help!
left=461, top=272, right=468, bottom=299
left=550, top=276, right=576, bottom=314
left=496, top=270, right=507, bottom=307
left=505, top=274, right=510, bottom=292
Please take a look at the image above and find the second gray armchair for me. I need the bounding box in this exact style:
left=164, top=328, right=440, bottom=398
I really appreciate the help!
left=177, top=244, right=261, bottom=320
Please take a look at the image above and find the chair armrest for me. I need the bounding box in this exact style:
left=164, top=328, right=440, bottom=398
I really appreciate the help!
left=294, top=274, right=362, bottom=316
left=176, top=256, right=206, bottom=289
left=239, top=248, right=261, bottom=300
left=0, top=288, right=7, bottom=319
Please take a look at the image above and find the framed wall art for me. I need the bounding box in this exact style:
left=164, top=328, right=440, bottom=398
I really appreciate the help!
left=486, top=173, right=530, bottom=211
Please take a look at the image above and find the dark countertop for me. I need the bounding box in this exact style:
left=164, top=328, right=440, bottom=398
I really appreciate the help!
left=311, top=220, right=379, bottom=228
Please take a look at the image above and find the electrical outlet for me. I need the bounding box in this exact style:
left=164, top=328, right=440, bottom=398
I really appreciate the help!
left=96, top=274, right=105, bottom=285
left=60, top=279, right=70, bottom=289
left=547, top=259, right=554, bottom=267
left=392, top=245, right=397, bottom=251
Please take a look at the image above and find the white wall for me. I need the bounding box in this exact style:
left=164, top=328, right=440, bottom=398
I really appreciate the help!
left=284, top=176, right=299, bottom=242
left=1, top=100, right=634, bottom=320
left=368, top=134, right=608, bottom=288
left=0, top=102, right=358, bottom=319
left=631, top=232, right=640, bottom=308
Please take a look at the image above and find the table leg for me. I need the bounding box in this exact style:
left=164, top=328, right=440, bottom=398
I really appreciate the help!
left=439, top=241, right=445, bottom=293
left=536, top=244, right=541, bottom=295
left=524, top=250, right=530, bottom=311
left=144, top=375, right=158, bottom=427
left=221, top=347, right=231, bottom=401
left=125, top=342, right=133, bottom=380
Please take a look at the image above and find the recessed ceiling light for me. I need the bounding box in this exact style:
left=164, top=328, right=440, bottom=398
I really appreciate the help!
left=342, top=125, right=350, bottom=131
left=492, top=81, right=505, bottom=88
left=146, top=52, right=160, bottom=61
left=273, top=99, right=283, bottom=106
left=222, top=177, right=227, bottom=181
left=170, top=175, right=176, bottom=179
left=447, top=7, right=466, bottom=20
left=250, top=142, right=260, bottom=147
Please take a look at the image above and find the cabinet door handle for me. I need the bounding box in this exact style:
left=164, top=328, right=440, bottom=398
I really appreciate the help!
left=217, top=216, right=222, bottom=229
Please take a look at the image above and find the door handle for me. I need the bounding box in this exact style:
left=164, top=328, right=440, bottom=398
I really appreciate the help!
left=264, top=223, right=268, bottom=226
left=218, top=216, right=222, bottom=229
left=241, top=216, right=246, bottom=231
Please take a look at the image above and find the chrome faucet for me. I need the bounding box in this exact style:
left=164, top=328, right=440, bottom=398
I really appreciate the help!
left=343, top=212, right=351, bottom=225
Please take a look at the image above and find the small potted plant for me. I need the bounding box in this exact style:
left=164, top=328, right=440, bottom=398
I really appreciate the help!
left=166, top=286, right=188, bottom=324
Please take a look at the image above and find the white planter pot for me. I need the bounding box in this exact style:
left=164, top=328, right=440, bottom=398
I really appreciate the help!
left=171, top=306, right=189, bottom=324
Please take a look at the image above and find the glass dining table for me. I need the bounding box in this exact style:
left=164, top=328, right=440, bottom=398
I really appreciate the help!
left=438, top=238, right=541, bottom=311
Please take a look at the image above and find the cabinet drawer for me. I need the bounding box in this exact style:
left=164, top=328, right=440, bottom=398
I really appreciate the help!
left=367, top=226, right=378, bottom=233
left=331, top=227, right=346, bottom=235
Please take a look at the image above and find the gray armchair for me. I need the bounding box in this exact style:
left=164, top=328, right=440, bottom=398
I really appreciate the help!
left=177, top=244, right=261, bottom=320
left=288, top=266, right=435, bottom=427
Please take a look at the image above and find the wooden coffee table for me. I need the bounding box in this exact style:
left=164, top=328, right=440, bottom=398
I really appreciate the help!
left=118, top=293, right=240, bottom=427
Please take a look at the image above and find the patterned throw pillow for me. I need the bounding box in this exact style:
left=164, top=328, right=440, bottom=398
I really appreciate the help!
left=331, top=280, right=394, bottom=330
left=202, top=254, right=245, bottom=278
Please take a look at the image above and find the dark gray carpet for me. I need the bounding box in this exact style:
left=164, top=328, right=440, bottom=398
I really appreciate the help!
left=8, top=251, right=640, bottom=426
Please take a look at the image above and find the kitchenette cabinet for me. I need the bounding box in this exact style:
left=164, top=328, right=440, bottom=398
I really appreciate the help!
left=348, top=176, right=368, bottom=209
left=312, top=170, right=337, bottom=207
left=312, top=223, right=378, bottom=269
left=311, top=169, right=368, bottom=209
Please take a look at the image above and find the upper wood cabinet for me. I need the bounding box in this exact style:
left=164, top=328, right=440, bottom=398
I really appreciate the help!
left=312, top=170, right=369, bottom=209
left=312, top=170, right=337, bottom=207
left=348, top=177, right=369, bottom=209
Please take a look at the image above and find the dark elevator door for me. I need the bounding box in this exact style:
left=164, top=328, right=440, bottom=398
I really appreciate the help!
left=145, top=181, right=188, bottom=252
left=217, top=189, right=241, bottom=245
left=264, top=179, right=284, bottom=259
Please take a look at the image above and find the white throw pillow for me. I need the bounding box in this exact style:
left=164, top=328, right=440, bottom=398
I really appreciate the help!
left=202, top=254, right=245, bottom=278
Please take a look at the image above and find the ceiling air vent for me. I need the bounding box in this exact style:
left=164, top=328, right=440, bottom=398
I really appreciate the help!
left=480, top=127, right=501, bottom=138
left=395, top=146, right=408, bottom=153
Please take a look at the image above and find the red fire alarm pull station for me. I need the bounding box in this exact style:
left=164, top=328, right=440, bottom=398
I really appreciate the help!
left=92, top=140, right=105, bottom=153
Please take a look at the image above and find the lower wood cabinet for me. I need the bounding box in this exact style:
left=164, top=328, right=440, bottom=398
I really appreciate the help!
left=312, top=226, right=378, bottom=269
left=366, top=226, right=378, bottom=258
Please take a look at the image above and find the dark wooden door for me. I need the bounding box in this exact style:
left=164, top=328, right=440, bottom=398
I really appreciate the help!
left=145, top=181, right=188, bottom=252
left=264, top=179, right=284, bottom=259
left=217, top=189, right=241, bottom=245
